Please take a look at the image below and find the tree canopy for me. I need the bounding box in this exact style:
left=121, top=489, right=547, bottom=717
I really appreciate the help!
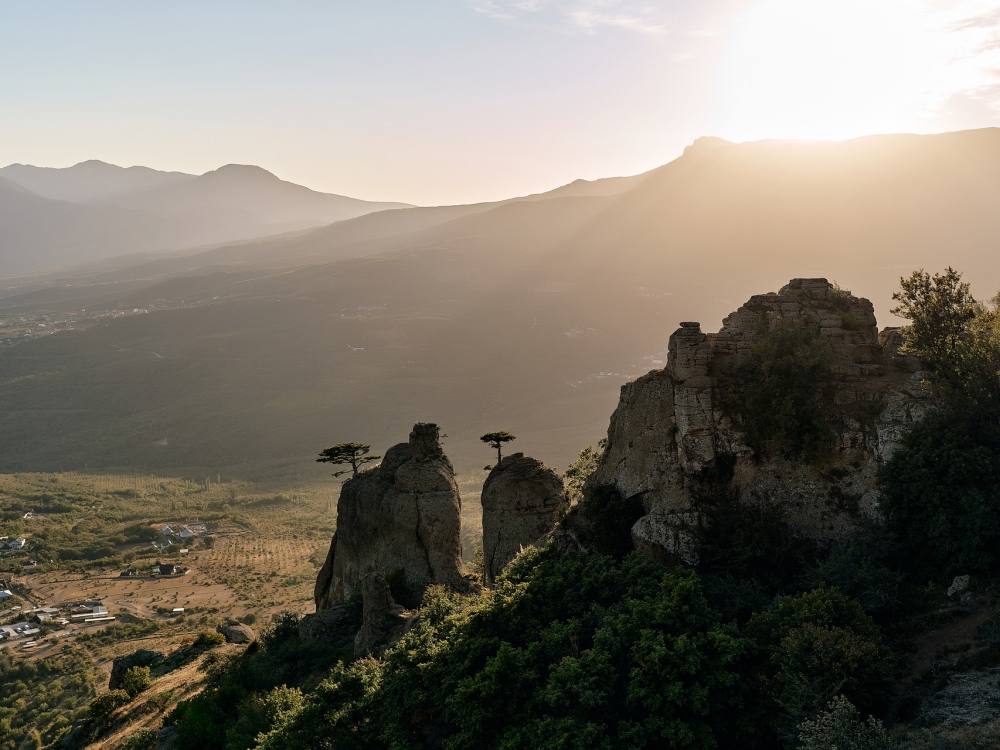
left=890, top=267, right=980, bottom=380
left=480, top=431, right=516, bottom=466
left=316, top=442, right=381, bottom=477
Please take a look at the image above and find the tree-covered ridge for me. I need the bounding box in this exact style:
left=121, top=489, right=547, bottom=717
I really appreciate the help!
left=131, top=270, right=1000, bottom=748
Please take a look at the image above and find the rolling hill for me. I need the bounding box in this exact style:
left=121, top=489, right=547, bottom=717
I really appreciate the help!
left=1, top=128, right=1000, bottom=481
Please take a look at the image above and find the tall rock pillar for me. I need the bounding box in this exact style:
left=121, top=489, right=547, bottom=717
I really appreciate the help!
left=314, top=422, right=466, bottom=611
left=480, top=453, right=568, bottom=586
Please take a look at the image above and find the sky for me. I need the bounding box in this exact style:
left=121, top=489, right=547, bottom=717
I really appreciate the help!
left=2, top=0, right=1000, bottom=206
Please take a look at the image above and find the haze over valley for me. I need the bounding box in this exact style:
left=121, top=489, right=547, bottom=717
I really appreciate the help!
left=3, top=128, right=1000, bottom=479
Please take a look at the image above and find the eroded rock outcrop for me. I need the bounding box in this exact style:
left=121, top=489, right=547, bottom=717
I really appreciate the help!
left=481, top=453, right=568, bottom=585
left=314, top=422, right=466, bottom=610
left=586, top=278, right=933, bottom=564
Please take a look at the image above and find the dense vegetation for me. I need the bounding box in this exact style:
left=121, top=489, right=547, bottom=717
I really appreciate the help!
left=725, top=315, right=834, bottom=462
left=168, top=612, right=356, bottom=750
left=881, top=268, right=1000, bottom=577
left=0, top=647, right=98, bottom=750
left=167, top=543, right=901, bottom=750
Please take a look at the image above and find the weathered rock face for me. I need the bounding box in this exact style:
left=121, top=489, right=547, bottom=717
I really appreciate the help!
left=587, top=278, right=933, bottom=564
left=217, top=619, right=256, bottom=644
left=481, top=453, right=568, bottom=585
left=315, top=423, right=466, bottom=610
left=353, top=573, right=406, bottom=656
left=109, top=649, right=163, bottom=690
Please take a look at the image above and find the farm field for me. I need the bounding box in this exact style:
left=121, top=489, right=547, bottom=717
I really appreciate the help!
left=0, top=469, right=487, bottom=749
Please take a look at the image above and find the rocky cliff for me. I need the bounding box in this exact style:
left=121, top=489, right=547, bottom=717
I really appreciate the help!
left=481, top=453, right=568, bottom=585
left=314, top=422, right=466, bottom=610
left=587, top=278, right=933, bottom=564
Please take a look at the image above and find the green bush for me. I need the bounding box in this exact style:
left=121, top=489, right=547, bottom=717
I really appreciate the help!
left=746, top=588, right=897, bottom=734
left=802, top=526, right=901, bottom=618
left=88, top=689, right=131, bottom=720
left=225, top=686, right=303, bottom=750
left=796, top=695, right=898, bottom=750
left=564, top=441, right=606, bottom=503
left=725, top=314, right=834, bottom=462
left=256, top=547, right=754, bottom=750
left=120, top=727, right=158, bottom=750
left=121, top=666, right=152, bottom=699
left=699, top=491, right=815, bottom=609
left=196, top=630, right=227, bottom=648
left=880, top=405, right=1000, bottom=577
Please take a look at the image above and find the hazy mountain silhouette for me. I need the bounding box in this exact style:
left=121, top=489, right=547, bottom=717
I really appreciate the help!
left=2, top=128, right=1000, bottom=478
left=0, top=161, right=412, bottom=274
left=0, top=160, right=195, bottom=203
left=110, top=164, right=411, bottom=226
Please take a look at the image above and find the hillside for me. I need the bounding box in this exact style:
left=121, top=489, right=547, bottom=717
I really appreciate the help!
left=2, top=129, right=1000, bottom=479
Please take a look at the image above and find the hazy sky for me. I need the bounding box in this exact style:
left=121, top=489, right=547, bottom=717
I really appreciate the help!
left=3, top=1, right=1000, bottom=205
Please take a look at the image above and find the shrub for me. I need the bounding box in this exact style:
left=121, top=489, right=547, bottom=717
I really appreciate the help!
left=802, top=525, right=901, bottom=617
left=880, top=405, right=1000, bottom=577
left=725, top=314, right=834, bottom=462
left=195, top=630, right=226, bottom=647
left=88, top=689, right=131, bottom=719
left=121, top=666, right=152, bottom=698
left=700, top=492, right=815, bottom=601
left=796, top=695, right=898, bottom=750
left=564, top=440, right=606, bottom=503
left=120, top=727, right=158, bottom=750
left=225, top=685, right=304, bottom=750
left=746, top=588, right=897, bottom=734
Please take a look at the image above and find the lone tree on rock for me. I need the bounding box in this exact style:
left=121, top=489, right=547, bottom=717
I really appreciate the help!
left=480, top=431, right=516, bottom=468
left=317, top=442, right=381, bottom=477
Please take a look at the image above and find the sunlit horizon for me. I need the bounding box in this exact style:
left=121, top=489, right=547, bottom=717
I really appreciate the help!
left=3, top=1, right=1000, bottom=205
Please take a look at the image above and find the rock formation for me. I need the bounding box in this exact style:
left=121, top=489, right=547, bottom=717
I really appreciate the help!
left=481, top=453, right=568, bottom=585
left=217, top=619, right=256, bottom=644
left=314, top=422, right=466, bottom=610
left=586, top=278, right=933, bottom=564
left=353, top=573, right=406, bottom=656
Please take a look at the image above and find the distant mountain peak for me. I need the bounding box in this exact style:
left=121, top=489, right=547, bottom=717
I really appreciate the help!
left=72, top=159, right=118, bottom=169
left=202, top=164, right=281, bottom=182
left=683, top=136, right=732, bottom=157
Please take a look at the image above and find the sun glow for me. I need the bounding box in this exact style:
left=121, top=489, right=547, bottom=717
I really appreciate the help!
left=712, top=0, right=1000, bottom=142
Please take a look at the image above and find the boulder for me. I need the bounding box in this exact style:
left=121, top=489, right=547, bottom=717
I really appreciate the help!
left=585, top=279, right=933, bottom=564
left=217, top=619, right=256, bottom=644
left=481, top=453, right=568, bottom=585
left=108, top=649, right=163, bottom=690
left=315, top=423, right=467, bottom=610
left=354, top=573, right=406, bottom=656
left=947, top=575, right=971, bottom=597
